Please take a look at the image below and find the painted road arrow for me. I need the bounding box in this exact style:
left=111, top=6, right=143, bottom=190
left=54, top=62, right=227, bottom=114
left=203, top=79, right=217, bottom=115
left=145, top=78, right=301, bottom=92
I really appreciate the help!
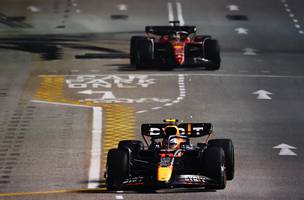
left=235, top=27, right=248, bottom=34
left=78, top=90, right=116, bottom=99
left=243, top=48, right=257, bottom=55
left=252, top=90, right=273, bottom=100
left=273, top=143, right=297, bottom=156
left=227, top=5, right=239, bottom=11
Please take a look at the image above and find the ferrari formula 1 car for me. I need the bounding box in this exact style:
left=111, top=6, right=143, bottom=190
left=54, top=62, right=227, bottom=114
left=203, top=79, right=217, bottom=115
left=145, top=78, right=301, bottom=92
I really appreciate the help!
left=105, top=119, right=234, bottom=190
left=130, top=21, right=221, bottom=70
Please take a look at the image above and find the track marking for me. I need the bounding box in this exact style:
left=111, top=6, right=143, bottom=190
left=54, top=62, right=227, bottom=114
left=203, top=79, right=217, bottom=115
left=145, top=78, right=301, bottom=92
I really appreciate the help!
left=117, top=4, right=128, bottom=11
left=116, top=195, right=124, bottom=199
left=167, top=2, right=185, bottom=25
left=167, top=2, right=174, bottom=22
left=136, top=110, right=147, bottom=114
left=243, top=48, right=257, bottom=55
left=136, top=74, right=186, bottom=114
left=88, top=107, right=103, bottom=189
left=252, top=90, right=273, bottom=100
left=176, top=2, right=185, bottom=25
left=27, top=6, right=40, bottom=12
left=0, top=188, right=107, bottom=197
left=39, top=73, right=304, bottom=79
left=31, top=100, right=92, bottom=108
left=235, top=27, right=248, bottom=34
left=227, top=5, right=239, bottom=11
left=280, top=0, right=304, bottom=35
left=31, top=100, right=103, bottom=189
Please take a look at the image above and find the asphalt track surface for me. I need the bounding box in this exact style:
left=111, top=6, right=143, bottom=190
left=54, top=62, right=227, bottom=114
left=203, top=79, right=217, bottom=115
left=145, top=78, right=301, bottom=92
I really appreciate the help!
left=0, top=0, right=304, bottom=199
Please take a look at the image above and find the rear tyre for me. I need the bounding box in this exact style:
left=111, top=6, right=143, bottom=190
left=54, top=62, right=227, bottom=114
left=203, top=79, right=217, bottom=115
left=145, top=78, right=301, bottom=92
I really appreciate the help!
left=202, top=147, right=226, bottom=189
left=208, top=139, right=235, bottom=180
left=135, top=38, right=153, bottom=69
left=204, top=39, right=221, bottom=70
left=106, top=149, right=130, bottom=190
left=130, top=36, right=145, bottom=66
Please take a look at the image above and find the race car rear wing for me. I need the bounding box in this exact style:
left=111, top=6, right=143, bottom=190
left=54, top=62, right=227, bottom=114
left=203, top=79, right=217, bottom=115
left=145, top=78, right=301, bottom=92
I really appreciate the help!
left=145, top=26, right=197, bottom=35
left=141, top=123, right=213, bottom=138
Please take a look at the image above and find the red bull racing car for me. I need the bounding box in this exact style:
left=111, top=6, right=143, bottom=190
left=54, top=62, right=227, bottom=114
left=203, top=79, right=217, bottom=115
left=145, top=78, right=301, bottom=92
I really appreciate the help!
left=130, top=21, right=221, bottom=70
left=105, top=119, right=234, bottom=190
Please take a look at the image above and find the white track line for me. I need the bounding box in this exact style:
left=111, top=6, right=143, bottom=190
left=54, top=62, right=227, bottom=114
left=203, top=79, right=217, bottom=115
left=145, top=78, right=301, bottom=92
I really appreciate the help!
left=31, top=100, right=103, bottom=189
left=136, top=74, right=186, bottom=114
left=31, top=100, right=92, bottom=108
left=115, top=195, right=124, bottom=199
left=167, top=2, right=174, bottom=22
left=38, top=73, right=304, bottom=79
left=88, top=107, right=103, bottom=189
left=176, top=2, right=185, bottom=25
left=280, top=0, right=304, bottom=35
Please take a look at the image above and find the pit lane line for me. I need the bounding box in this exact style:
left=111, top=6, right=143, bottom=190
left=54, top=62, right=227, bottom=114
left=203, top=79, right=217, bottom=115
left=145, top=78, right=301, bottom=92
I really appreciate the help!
left=136, top=74, right=186, bottom=114
left=39, top=73, right=304, bottom=79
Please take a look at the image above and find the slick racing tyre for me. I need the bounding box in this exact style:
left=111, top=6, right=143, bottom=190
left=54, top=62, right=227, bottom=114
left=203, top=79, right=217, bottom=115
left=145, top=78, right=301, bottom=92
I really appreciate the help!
left=202, top=147, right=226, bottom=189
left=106, top=148, right=130, bottom=190
left=208, top=139, right=235, bottom=180
left=118, top=140, right=144, bottom=157
left=133, top=37, right=153, bottom=69
left=130, top=36, right=145, bottom=66
left=204, top=39, right=221, bottom=70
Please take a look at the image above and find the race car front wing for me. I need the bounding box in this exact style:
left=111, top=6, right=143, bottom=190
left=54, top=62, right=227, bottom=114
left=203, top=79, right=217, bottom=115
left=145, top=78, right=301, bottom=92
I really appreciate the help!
left=121, top=174, right=217, bottom=188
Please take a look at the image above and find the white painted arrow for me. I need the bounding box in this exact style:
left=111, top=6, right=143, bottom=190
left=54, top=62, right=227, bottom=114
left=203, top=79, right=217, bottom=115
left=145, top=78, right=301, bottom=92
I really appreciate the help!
left=27, top=6, right=41, bottom=12
left=273, top=143, right=297, bottom=156
left=227, top=5, right=239, bottom=11
left=78, top=90, right=116, bottom=99
left=235, top=27, right=248, bottom=34
left=117, top=4, right=128, bottom=11
left=252, top=90, right=273, bottom=100
left=243, top=48, right=257, bottom=55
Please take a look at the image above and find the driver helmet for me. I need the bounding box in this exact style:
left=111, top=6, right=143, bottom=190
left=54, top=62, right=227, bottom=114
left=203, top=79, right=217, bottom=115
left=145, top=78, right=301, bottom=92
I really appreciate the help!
left=163, top=120, right=187, bottom=149
left=168, top=136, right=187, bottom=149
left=169, top=31, right=181, bottom=40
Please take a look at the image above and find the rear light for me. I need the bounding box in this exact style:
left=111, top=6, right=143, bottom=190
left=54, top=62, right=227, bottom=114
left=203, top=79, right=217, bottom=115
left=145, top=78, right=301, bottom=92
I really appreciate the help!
left=174, top=44, right=183, bottom=49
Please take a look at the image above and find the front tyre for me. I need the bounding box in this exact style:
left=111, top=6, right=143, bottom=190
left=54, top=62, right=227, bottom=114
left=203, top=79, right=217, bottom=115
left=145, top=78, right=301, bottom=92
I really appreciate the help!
left=106, top=149, right=130, bottom=190
left=202, top=147, right=226, bottom=189
left=208, top=139, right=235, bottom=180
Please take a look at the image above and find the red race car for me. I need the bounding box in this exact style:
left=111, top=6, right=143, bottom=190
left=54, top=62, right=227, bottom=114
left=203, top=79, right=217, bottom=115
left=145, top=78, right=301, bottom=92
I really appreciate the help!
left=130, top=21, right=221, bottom=70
